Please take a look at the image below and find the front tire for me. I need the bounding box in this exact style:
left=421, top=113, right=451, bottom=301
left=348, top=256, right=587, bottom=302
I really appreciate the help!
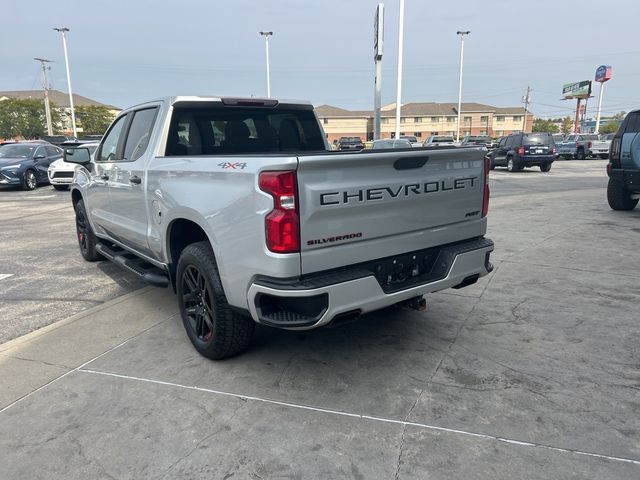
left=607, top=178, right=638, bottom=211
left=74, top=199, right=103, bottom=261
left=22, top=169, right=38, bottom=190
left=576, top=149, right=586, bottom=160
left=177, top=241, right=254, bottom=360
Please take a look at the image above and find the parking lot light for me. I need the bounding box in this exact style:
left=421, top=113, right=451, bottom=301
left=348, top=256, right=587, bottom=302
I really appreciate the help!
left=53, top=27, right=78, bottom=138
left=456, top=30, right=470, bottom=142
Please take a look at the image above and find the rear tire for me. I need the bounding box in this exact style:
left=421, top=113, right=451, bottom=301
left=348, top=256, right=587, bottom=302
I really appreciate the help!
left=507, top=157, right=520, bottom=172
left=607, top=178, right=638, bottom=211
left=74, top=199, right=103, bottom=261
left=540, top=163, right=552, bottom=172
left=176, top=241, right=255, bottom=360
left=53, top=185, right=68, bottom=191
left=22, top=169, right=38, bottom=190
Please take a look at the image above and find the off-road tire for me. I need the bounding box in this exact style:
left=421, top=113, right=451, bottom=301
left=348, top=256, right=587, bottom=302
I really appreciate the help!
left=74, top=199, right=103, bottom=261
left=176, top=241, right=255, bottom=360
left=22, top=169, right=37, bottom=190
left=53, top=185, right=68, bottom=191
left=607, top=178, right=638, bottom=211
left=540, top=163, right=552, bottom=172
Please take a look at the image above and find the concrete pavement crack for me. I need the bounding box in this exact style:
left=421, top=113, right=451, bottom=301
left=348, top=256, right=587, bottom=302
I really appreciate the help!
left=395, top=266, right=500, bottom=479
left=158, top=398, right=248, bottom=479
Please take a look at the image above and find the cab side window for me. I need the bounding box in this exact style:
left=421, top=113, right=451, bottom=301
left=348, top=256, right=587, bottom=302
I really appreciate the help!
left=123, top=108, right=158, bottom=161
left=98, top=115, right=128, bottom=162
left=33, top=146, right=46, bottom=158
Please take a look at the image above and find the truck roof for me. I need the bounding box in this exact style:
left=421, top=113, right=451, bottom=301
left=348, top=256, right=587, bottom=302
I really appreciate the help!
left=120, top=96, right=313, bottom=112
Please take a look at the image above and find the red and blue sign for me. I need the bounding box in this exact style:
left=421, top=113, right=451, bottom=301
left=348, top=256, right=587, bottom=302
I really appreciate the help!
left=595, top=65, right=612, bottom=83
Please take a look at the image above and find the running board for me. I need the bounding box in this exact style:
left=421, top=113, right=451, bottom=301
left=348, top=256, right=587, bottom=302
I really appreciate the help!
left=96, top=242, right=169, bottom=288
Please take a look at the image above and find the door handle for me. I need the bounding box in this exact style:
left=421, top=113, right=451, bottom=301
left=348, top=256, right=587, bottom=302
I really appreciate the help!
left=129, top=175, right=142, bottom=185
left=100, top=174, right=109, bottom=181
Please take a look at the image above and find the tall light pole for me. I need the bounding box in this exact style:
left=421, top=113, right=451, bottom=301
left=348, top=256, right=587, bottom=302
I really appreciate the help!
left=34, top=58, right=53, bottom=136
left=259, top=31, right=273, bottom=98
left=456, top=30, right=470, bottom=142
left=394, top=0, right=405, bottom=139
left=53, top=27, right=77, bottom=138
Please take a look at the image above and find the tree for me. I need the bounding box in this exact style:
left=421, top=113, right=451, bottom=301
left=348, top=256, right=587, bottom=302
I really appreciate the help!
left=561, top=116, right=573, bottom=135
left=599, top=122, right=619, bottom=135
left=0, top=98, right=51, bottom=139
left=75, top=105, right=115, bottom=136
left=612, top=111, right=626, bottom=121
left=532, top=118, right=559, bottom=133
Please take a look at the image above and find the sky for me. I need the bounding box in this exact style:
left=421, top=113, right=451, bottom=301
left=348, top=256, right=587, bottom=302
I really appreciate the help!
left=2, top=0, right=639, bottom=119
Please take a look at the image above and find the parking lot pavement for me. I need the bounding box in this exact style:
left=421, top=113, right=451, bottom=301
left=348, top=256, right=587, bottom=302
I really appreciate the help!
left=1, top=160, right=639, bottom=479
left=0, top=186, right=145, bottom=343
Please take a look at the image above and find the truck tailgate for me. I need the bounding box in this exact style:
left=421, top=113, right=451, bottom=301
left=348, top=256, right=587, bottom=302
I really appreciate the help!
left=297, top=147, right=487, bottom=274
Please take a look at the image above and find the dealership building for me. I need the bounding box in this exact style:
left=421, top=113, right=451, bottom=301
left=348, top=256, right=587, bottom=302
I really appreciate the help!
left=316, top=102, right=533, bottom=143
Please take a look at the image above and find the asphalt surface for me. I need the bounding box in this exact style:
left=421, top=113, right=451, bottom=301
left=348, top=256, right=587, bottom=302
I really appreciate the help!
left=0, top=185, right=145, bottom=343
left=1, top=159, right=639, bottom=479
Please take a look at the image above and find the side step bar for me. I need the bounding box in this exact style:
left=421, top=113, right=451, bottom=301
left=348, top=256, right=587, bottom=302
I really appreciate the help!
left=95, top=242, right=169, bottom=288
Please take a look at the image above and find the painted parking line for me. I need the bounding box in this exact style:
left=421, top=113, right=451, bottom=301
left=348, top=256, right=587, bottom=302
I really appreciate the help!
left=0, top=274, right=14, bottom=281
left=78, top=368, right=640, bottom=467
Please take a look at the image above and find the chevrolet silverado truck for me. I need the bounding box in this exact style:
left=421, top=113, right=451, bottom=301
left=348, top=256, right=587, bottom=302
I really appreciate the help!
left=65, top=96, right=494, bottom=359
left=557, top=134, right=608, bottom=159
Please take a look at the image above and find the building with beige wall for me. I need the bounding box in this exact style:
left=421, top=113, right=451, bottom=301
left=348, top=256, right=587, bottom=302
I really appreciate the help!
left=316, top=102, right=533, bottom=143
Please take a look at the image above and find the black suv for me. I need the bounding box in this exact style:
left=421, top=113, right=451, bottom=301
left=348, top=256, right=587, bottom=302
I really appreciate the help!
left=489, top=133, right=555, bottom=172
left=607, top=110, right=640, bottom=210
left=338, top=136, right=364, bottom=151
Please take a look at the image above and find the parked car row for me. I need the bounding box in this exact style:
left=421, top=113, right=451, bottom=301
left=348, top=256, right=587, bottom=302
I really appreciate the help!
left=0, top=139, right=100, bottom=190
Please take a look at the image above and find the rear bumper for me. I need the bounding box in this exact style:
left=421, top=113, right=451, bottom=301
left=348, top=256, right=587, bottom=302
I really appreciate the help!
left=516, top=155, right=554, bottom=166
left=247, top=237, right=494, bottom=330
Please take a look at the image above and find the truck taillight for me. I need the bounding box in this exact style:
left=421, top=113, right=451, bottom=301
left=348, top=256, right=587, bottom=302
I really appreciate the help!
left=588, top=141, right=592, bottom=149
left=517, top=146, right=525, bottom=156
left=259, top=171, right=300, bottom=253
left=482, top=155, right=490, bottom=218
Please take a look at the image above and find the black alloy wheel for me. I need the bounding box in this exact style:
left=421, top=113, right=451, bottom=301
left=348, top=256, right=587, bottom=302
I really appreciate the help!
left=23, top=170, right=37, bottom=190
left=74, top=199, right=102, bottom=261
left=181, top=265, right=215, bottom=344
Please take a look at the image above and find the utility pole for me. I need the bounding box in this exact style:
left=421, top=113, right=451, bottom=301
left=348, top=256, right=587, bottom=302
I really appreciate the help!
left=34, top=58, right=53, bottom=136
left=53, top=27, right=77, bottom=138
left=522, top=86, right=531, bottom=133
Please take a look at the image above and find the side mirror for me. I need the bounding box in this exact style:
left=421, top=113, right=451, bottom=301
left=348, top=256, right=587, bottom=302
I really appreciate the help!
left=33, top=154, right=46, bottom=160
left=64, top=147, right=92, bottom=165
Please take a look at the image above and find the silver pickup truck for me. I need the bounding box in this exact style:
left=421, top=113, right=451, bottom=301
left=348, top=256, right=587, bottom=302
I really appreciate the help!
left=557, top=134, right=609, bottom=159
left=65, top=96, right=494, bottom=359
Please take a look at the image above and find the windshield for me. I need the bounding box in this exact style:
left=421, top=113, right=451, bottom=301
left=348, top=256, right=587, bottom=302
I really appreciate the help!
left=341, top=137, right=362, bottom=143
left=0, top=145, right=35, bottom=158
left=401, top=136, right=417, bottom=142
left=583, top=134, right=599, bottom=140
left=432, top=136, right=453, bottom=142
left=465, top=137, right=488, bottom=142
left=523, top=134, right=553, bottom=145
